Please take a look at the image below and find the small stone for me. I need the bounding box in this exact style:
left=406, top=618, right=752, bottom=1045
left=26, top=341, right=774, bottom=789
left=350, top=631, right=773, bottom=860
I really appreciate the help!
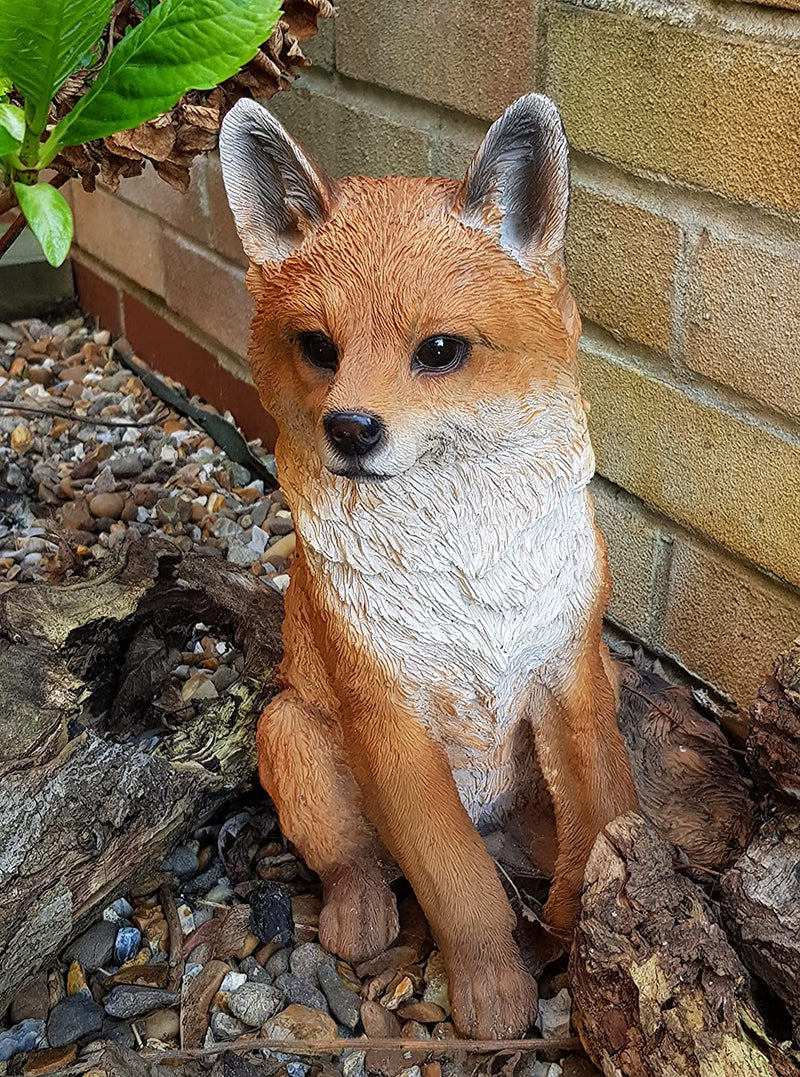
left=289, top=942, right=333, bottom=985
left=114, top=926, right=141, bottom=965
left=239, top=956, right=272, bottom=984
left=228, top=982, right=285, bottom=1027
left=89, top=492, right=124, bottom=519
left=63, top=920, right=117, bottom=969
left=10, top=975, right=50, bottom=1023
left=290, top=893, right=321, bottom=942
left=536, top=987, right=572, bottom=1039
left=104, top=985, right=180, bottom=1019
left=66, top=961, right=88, bottom=996
left=58, top=498, right=96, bottom=532
left=47, top=994, right=103, bottom=1047
left=161, top=844, right=200, bottom=878
left=262, top=1004, right=338, bottom=1042
left=381, top=974, right=413, bottom=1011
left=401, top=1022, right=430, bottom=1040
left=143, top=1007, right=180, bottom=1044
left=0, top=1020, right=46, bottom=1061
left=210, top=1011, right=249, bottom=1041
left=269, top=510, right=294, bottom=535
left=250, top=881, right=293, bottom=946
left=397, top=1002, right=446, bottom=1024
left=220, top=971, right=248, bottom=993
left=318, top=963, right=361, bottom=1030
left=264, top=948, right=291, bottom=978
left=360, top=1000, right=401, bottom=1038
left=274, top=973, right=328, bottom=1013
left=211, top=665, right=239, bottom=692
left=22, top=1045, right=77, bottom=1075
left=181, top=673, right=219, bottom=703
left=110, top=453, right=142, bottom=478
left=422, top=951, right=450, bottom=1014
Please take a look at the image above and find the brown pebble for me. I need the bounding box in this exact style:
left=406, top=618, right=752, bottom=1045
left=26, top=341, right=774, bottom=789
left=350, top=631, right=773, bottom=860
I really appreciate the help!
left=121, top=497, right=137, bottom=522
left=23, top=1045, right=77, bottom=1075
left=422, top=1064, right=442, bottom=1077
left=59, top=364, right=86, bottom=383
left=254, top=941, right=282, bottom=965
left=89, top=492, right=124, bottom=519
left=72, top=457, right=98, bottom=480
left=397, top=1001, right=447, bottom=1024
left=59, top=499, right=95, bottom=533
left=28, top=365, right=53, bottom=387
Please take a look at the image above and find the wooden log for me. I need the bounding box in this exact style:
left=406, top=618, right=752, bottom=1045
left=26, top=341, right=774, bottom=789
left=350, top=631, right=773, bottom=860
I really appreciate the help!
left=747, top=637, right=800, bottom=799
left=569, top=813, right=798, bottom=1076
left=0, top=541, right=284, bottom=1013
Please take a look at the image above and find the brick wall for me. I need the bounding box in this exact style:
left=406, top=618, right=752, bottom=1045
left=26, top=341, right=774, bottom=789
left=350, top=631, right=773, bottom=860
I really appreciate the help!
left=71, top=0, right=800, bottom=706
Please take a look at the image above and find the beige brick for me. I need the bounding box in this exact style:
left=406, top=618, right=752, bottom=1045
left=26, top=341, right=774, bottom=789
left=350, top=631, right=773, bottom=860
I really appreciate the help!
left=267, top=86, right=430, bottom=178
left=162, top=234, right=252, bottom=359
left=71, top=185, right=165, bottom=296
left=568, top=187, right=680, bottom=354
left=303, top=12, right=335, bottom=70
left=112, top=158, right=209, bottom=245
left=686, top=234, right=800, bottom=419
left=546, top=3, right=800, bottom=215
left=206, top=153, right=248, bottom=267
left=580, top=346, right=800, bottom=587
left=336, top=0, right=537, bottom=121
left=430, top=116, right=487, bottom=181
left=663, top=538, right=800, bottom=705
left=590, top=478, right=662, bottom=636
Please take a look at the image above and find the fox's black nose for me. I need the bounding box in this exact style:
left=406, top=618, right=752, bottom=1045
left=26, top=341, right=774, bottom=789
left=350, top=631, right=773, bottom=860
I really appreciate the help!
left=324, top=411, right=385, bottom=457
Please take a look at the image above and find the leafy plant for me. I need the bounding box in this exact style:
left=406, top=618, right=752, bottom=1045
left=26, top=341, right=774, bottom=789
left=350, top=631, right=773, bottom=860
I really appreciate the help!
left=0, top=0, right=282, bottom=266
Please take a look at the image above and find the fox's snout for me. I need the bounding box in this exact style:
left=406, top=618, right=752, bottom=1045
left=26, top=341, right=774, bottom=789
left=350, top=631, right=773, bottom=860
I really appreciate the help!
left=324, top=410, right=385, bottom=462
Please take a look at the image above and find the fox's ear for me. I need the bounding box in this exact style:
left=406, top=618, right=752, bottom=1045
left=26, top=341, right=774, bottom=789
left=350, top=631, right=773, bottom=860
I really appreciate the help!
left=219, top=99, right=332, bottom=265
left=459, top=93, right=569, bottom=268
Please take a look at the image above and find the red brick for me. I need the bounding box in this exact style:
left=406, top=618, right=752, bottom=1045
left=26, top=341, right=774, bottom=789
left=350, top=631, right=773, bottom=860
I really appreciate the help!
left=72, top=259, right=123, bottom=337
left=162, top=233, right=253, bottom=360
left=122, top=293, right=275, bottom=445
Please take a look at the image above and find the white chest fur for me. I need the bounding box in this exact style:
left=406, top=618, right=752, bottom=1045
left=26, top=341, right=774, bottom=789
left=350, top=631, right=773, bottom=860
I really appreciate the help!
left=280, top=401, right=601, bottom=826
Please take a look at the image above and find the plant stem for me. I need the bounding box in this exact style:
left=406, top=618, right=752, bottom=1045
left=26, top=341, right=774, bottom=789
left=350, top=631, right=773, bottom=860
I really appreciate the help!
left=0, top=173, right=70, bottom=262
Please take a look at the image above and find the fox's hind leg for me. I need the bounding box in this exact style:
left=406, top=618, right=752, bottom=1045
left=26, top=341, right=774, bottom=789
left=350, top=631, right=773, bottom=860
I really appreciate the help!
left=257, top=687, right=400, bottom=962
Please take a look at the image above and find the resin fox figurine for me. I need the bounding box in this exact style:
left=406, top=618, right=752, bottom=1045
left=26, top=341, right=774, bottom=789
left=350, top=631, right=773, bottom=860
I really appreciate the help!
left=219, top=93, right=638, bottom=1039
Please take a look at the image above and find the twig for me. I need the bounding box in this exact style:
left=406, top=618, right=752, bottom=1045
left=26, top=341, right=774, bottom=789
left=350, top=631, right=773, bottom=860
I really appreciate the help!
left=0, top=173, right=70, bottom=262
left=159, top=882, right=185, bottom=991
left=0, top=399, right=168, bottom=428
left=56, top=1034, right=583, bottom=1072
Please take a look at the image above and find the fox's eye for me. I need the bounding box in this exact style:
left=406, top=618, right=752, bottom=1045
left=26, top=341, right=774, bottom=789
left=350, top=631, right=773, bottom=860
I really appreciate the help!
left=297, top=331, right=338, bottom=371
left=413, top=335, right=471, bottom=374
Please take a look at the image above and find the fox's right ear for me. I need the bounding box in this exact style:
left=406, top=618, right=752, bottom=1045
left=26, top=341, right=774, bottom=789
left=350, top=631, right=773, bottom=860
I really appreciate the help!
left=219, top=99, right=332, bottom=265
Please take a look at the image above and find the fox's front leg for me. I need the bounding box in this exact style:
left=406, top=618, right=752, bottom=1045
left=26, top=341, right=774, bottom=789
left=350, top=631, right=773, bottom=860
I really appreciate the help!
left=533, top=641, right=638, bottom=940
left=257, top=687, right=400, bottom=962
left=338, top=691, right=538, bottom=1039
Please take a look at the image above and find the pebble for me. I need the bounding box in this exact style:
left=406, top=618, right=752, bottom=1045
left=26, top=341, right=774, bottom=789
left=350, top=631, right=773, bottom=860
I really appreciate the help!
left=262, top=1004, right=338, bottom=1042
left=422, top=951, right=450, bottom=1014
left=143, top=1007, right=180, bottom=1043
left=318, top=963, right=361, bottom=1030
left=264, top=948, right=291, bottom=978
left=289, top=942, right=333, bottom=984
left=114, top=926, right=141, bottom=965
left=220, top=971, right=248, bottom=993
left=88, top=492, right=124, bottom=519
left=397, top=1001, right=446, bottom=1024
left=47, top=994, right=103, bottom=1047
left=104, top=985, right=180, bottom=1019
left=181, top=673, right=219, bottom=703
left=274, top=973, right=329, bottom=1013
left=161, top=845, right=200, bottom=878
left=228, top=982, right=285, bottom=1027
left=239, top=956, right=272, bottom=984
left=210, top=1011, right=250, bottom=1041
left=10, top=975, right=50, bottom=1023
left=536, top=987, right=572, bottom=1038
left=0, top=1020, right=46, bottom=1061
left=249, top=881, right=293, bottom=946
left=62, top=921, right=117, bottom=969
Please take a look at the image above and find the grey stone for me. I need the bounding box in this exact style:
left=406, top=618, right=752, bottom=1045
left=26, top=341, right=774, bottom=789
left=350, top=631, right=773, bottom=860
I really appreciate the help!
left=318, top=963, right=361, bottom=1030
left=48, top=994, right=103, bottom=1047
left=211, top=1011, right=250, bottom=1041
left=290, top=942, right=333, bottom=985
left=274, top=973, right=329, bottom=1014
left=264, top=948, right=290, bottom=978
left=104, top=985, right=180, bottom=1019
left=62, top=920, right=117, bottom=969
left=239, top=956, right=272, bottom=984
left=228, top=982, right=285, bottom=1027
left=161, top=844, right=200, bottom=878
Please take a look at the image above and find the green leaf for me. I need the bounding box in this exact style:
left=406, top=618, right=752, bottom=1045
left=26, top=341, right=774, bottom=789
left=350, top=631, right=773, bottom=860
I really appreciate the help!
left=0, top=0, right=114, bottom=133
left=13, top=181, right=73, bottom=267
left=0, top=75, right=12, bottom=99
left=47, top=0, right=282, bottom=152
left=0, top=102, right=24, bottom=156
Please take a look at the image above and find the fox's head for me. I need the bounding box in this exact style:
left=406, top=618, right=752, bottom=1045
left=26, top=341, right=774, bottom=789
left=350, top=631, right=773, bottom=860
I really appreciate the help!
left=220, top=94, right=582, bottom=487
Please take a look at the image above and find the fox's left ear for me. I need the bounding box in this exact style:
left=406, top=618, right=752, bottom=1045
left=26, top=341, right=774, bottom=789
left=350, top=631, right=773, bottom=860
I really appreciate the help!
left=458, top=93, right=569, bottom=268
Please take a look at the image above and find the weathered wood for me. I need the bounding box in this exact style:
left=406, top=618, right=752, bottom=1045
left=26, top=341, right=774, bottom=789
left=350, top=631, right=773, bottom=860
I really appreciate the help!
left=0, top=542, right=284, bottom=1012
left=748, top=637, right=800, bottom=799
left=570, top=813, right=798, bottom=1076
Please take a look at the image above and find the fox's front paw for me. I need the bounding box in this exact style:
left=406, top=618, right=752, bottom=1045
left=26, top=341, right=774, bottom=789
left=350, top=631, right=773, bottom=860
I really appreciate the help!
left=447, top=951, right=539, bottom=1039
left=319, top=863, right=399, bottom=963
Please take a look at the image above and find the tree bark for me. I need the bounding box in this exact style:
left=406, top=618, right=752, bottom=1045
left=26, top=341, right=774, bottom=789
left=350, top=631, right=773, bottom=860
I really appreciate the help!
left=0, top=541, right=284, bottom=1012
left=569, top=813, right=798, bottom=1076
